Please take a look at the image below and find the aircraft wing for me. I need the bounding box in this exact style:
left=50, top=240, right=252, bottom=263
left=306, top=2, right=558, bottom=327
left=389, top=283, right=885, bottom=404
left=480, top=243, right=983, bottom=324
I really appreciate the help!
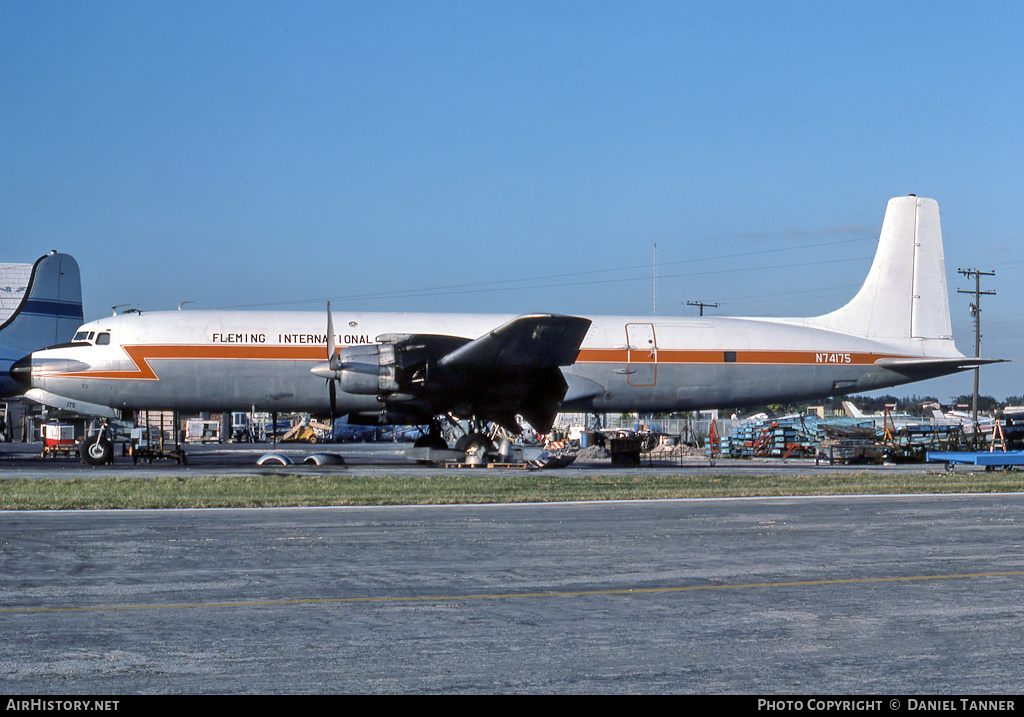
left=437, top=314, right=592, bottom=371
left=357, top=314, right=591, bottom=435
left=432, top=314, right=591, bottom=434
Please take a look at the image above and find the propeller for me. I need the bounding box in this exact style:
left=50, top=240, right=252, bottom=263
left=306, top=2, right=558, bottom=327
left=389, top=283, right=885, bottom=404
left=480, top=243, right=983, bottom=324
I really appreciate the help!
left=311, top=303, right=383, bottom=420
left=327, top=302, right=338, bottom=372
left=326, top=302, right=337, bottom=416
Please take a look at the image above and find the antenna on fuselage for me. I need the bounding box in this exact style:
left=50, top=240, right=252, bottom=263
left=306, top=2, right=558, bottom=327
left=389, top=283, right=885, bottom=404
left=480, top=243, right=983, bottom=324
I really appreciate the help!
left=111, top=304, right=129, bottom=316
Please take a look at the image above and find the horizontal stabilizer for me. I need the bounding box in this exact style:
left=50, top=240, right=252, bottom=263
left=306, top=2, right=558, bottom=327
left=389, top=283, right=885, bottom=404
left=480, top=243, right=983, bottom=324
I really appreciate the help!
left=438, top=314, right=591, bottom=372
left=874, top=356, right=1006, bottom=379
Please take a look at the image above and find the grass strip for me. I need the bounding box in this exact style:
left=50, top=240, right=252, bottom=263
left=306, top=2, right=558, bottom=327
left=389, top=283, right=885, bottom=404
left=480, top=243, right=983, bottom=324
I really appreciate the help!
left=1, top=469, right=1022, bottom=510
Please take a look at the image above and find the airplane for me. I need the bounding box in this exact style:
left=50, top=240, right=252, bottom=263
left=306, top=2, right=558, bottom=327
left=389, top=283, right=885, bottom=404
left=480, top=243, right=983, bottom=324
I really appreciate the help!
left=930, top=408, right=998, bottom=435
left=0, top=251, right=83, bottom=398
left=841, top=401, right=912, bottom=421
left=12, top=196, right=1002, bottom=464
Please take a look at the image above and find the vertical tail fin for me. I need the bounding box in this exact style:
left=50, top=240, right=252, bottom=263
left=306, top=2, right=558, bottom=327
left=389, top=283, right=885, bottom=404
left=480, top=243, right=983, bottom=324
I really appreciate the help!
left=0, top=251, right=84, bottom=353
left=808, top=196, right=956, bottom=350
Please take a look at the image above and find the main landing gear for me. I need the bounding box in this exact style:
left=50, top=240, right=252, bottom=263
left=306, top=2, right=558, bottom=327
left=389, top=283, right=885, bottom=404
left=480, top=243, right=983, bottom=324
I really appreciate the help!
left=406, top=415, right=565, bottom=467
left=411, top=416, right=497, bottom=456
left=80, top=429, right=114, bottom=466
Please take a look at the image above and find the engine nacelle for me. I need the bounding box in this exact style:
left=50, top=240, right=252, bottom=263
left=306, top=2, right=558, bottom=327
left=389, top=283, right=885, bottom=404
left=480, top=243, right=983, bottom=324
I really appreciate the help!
left=336, top=344, right=399, bottom=395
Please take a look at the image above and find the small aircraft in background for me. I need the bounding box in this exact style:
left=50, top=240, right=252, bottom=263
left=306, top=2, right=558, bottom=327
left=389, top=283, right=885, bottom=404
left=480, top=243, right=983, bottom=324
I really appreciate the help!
left=931, top=408, right=998, bottom=435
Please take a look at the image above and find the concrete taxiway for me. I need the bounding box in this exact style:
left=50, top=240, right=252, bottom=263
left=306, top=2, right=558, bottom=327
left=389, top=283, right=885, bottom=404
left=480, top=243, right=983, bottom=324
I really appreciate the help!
left=2, top=491, right=1023, bottom=694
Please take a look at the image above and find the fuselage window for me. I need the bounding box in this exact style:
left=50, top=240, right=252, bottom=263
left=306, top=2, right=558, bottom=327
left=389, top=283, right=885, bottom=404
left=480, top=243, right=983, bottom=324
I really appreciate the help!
left=96, top=332, right=111, bottom=345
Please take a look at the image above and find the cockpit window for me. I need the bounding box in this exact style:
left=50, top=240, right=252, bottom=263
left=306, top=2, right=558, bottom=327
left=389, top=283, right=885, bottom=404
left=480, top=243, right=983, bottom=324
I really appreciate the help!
left=70, top=329, right=110, bottom=345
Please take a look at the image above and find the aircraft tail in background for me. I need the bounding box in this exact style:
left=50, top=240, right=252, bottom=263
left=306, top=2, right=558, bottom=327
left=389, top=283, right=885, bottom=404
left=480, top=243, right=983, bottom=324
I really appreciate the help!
left=0, top=251, right=83, bottom=354
left=0, top=251, right=83, bottom=397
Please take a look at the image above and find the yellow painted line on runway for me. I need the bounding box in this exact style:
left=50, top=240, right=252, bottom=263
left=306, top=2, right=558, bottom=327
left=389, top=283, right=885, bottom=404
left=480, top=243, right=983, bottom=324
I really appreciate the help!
left=4, top=570, right=1023, bottom=614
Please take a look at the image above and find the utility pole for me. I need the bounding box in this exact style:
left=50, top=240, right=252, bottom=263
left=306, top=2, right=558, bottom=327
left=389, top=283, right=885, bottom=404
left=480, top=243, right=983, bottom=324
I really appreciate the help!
left=957, top=268, right=996, bottom=444
left=686, top=300, right=719, bottom=317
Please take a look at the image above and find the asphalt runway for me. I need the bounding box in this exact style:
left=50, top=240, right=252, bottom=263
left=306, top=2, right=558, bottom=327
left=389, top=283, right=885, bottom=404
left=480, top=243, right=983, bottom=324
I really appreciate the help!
left=2, top=490, right=1024, bottom=694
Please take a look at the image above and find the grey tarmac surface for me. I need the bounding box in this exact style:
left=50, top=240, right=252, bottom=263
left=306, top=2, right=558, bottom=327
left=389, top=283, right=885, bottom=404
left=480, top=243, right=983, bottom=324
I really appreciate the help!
left=2, top=442, right=1023, bottom=694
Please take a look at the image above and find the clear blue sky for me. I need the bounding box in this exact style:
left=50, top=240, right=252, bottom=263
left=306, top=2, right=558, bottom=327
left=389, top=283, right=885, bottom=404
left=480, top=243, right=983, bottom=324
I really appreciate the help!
left=3, top=1, right=1022, bottom=402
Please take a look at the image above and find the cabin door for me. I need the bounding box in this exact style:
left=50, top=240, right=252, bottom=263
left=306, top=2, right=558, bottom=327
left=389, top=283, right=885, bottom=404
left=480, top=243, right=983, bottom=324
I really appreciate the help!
left=625, top=323, right=657, bottom=386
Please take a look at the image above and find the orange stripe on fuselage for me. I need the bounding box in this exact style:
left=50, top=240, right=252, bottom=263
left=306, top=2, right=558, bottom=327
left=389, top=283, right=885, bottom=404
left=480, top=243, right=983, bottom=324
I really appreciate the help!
left=54, top=344, right=903, bottom=382
left=58, top=344, right=327, bottom=381
left=575, top=348, right=890, bottom=365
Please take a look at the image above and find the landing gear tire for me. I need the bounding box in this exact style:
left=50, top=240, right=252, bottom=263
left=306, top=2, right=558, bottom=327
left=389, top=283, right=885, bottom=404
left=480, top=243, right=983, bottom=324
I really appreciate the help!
left=81, top=435, right=113, bottom=466
left=413, top=433, right=448, bottom=450
left=454, top=433, right=494, bottom=455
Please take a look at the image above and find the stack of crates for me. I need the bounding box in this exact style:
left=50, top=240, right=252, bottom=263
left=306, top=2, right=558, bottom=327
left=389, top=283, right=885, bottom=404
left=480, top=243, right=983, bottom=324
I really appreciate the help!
left=720, top=417, right=815, bottom=458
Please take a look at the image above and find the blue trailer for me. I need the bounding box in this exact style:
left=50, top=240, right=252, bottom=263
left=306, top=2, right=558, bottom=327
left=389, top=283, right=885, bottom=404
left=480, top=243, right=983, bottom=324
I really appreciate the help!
left=926, top=451, right=1024, bottom=471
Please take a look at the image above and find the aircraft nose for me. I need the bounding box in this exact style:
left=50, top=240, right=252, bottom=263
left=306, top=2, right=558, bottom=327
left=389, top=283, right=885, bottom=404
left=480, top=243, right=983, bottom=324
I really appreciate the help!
left=9, top=354, right=91, bottom=388
left=10, top=354, right=34, bottom=388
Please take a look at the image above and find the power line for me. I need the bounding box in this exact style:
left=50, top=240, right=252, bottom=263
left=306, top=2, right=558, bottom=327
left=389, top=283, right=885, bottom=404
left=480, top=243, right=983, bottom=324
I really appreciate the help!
left=217, top=234, right=876, bottom=309
left=220, top=254, right=872, bottom=310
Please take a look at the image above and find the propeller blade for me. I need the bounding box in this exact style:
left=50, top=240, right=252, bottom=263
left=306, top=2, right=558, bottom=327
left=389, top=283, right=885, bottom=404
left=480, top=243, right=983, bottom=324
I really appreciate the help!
left=326, top=302, right=339, bottom=418
left=327, top=301, right=338, bottom=371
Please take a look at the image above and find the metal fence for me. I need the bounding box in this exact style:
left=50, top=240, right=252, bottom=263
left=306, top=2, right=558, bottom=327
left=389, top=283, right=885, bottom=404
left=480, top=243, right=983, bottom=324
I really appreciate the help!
left=554, top=413, right=739, bottom=447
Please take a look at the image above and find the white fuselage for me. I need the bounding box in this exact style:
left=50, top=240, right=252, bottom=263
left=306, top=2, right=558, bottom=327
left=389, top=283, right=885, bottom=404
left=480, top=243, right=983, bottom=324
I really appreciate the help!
left=21, top=307, right=956, bottom=419
left=17, top=197, right=990, bottom=425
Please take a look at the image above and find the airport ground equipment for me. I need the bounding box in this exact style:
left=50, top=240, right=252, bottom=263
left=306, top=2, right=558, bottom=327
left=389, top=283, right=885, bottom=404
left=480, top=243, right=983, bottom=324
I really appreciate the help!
left=185, top=417, right=221, bottom=443
left=129, top=410, right=186, bottom=464
left=926, top=451, right=1024, bottom=472
left=281, top=419, right=331, bottom=443
left=40, top=423, right=76, bottom=459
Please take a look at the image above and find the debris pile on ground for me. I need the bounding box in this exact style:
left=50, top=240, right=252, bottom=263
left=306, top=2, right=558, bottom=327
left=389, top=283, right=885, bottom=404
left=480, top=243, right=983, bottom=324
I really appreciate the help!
left=574, top=444, right=610, bottom=461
